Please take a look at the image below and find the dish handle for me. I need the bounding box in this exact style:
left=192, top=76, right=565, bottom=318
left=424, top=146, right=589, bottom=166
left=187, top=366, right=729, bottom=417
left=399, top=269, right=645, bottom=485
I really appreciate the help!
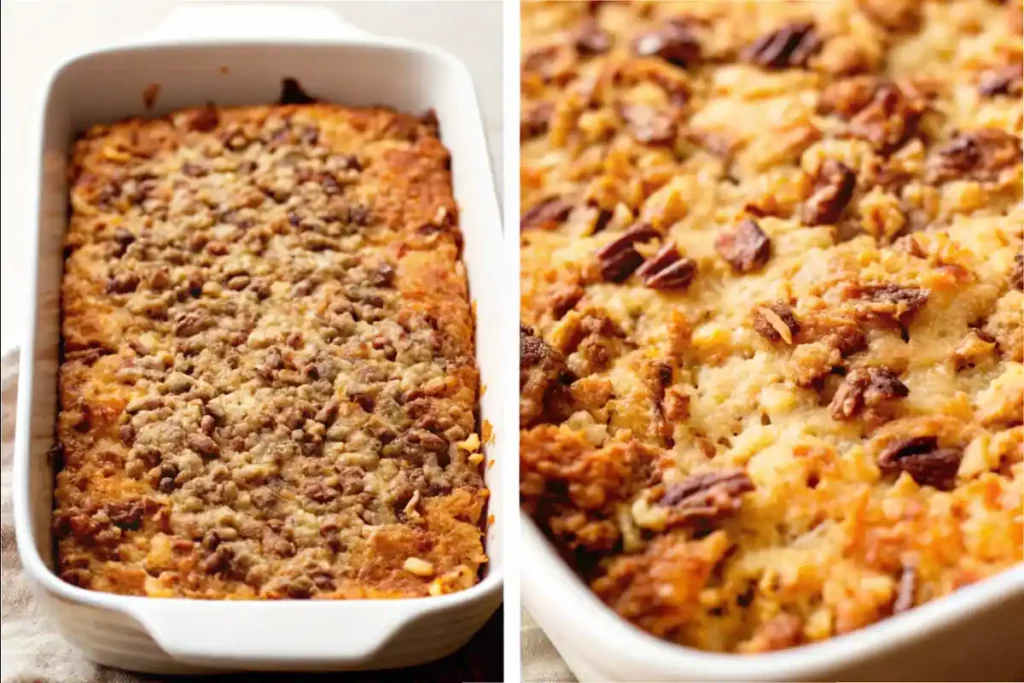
left=134, top=1, right=370, bottom=45
left=127, top=601, right=409, bottom=667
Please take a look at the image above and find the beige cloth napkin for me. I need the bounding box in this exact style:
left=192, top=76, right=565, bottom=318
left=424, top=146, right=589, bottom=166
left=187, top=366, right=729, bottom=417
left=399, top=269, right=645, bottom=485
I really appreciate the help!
left=0, top=350, right=137, bottom=683
left=521, top=607, right=575, bottom=683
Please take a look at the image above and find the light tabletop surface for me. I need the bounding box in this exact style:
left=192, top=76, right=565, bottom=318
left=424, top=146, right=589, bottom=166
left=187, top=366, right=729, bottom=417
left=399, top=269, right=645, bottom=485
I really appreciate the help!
left=0, top=0, right=503, bottom=354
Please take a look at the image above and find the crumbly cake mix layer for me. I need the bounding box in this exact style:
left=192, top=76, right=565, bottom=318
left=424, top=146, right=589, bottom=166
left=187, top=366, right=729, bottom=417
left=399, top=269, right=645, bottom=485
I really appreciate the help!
left=56, top=100, right=487, bottom=599
left=520, top=0, right=1022, bottom=653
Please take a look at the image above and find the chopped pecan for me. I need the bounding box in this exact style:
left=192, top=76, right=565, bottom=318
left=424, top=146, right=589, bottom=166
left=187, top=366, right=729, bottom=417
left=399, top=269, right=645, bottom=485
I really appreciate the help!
left=877, top=435, right=962, bottom=490
left=926, top=129, right=1022, bottom=183
left=597, top=224, right=661, bottom=283
left=741, top=21, right=822, bottom=70
left=520, top=325, right=576, bottom=427
left=187, top=105, right=220, bottom=133
left=187, top=432, right=219, bottom=458
left=574, top=19, right=612, bottom=56
left=618, top=104, right=678, bottom=146
left=715, top=219, right=771, bottom=274
left=855, top=284, right=929, bottom=330
left=893, top=562, right=917, bottom=613
left=657, top=469, right=755, bottom=529
left=521, top=102, right=553, bottom=140
left=107, top=272, right=140, bottom=294
left=174, top=310, right=213, bottom=337
left=837, top=80, right=924, bottom=154
left=107, top=500, right=145, bottom=530
left=978, top=63, right=1024, bottom=97
left=636, top=242, right=697, bottom=290
left=522, top=44, right=575, bottom=85
left=521, top=197, right=573, bottom=232
left=1011, top=252, right=1023, bottom=291
left=631, top=20, right=701, bottom=68
left=753, top=303, right=800, bottom=344
left=829, top=367, right=909, bottom=421
left=803, top=160, right=856, bottom=226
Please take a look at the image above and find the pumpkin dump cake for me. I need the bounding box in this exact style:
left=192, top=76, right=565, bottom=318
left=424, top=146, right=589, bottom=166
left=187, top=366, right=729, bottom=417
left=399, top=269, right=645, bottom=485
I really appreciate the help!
left=55, top=98, right=487, bottom=599
left=520, top=0, right=1022, bottom=653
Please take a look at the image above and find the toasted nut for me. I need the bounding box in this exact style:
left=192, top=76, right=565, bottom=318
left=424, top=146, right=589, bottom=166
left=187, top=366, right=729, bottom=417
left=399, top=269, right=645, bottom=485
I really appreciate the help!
left=403, top=557, right=435, bottom=577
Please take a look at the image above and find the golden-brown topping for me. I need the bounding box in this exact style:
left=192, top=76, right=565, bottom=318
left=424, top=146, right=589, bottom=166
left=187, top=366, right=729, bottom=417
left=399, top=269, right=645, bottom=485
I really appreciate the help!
left=58, top=100, right=485, bottom=600
left=714, top=219, right=771, bottom=273
left=877, top=436, right=962, bottom=490
left=1011, top=252, right=1023, bottom=291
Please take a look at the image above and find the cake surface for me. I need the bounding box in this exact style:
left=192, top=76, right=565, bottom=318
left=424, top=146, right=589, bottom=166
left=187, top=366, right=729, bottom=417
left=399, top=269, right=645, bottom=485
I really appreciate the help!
left=56, top=99, right=487, bottom=599
left=520, top=0, right=1022, bottom=652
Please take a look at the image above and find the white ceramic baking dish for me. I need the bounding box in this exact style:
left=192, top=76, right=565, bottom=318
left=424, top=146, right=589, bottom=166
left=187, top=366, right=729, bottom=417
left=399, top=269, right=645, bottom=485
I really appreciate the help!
left=12, top=3, right=504, bottom=674
left=524, top=514, right=1024, bottom=681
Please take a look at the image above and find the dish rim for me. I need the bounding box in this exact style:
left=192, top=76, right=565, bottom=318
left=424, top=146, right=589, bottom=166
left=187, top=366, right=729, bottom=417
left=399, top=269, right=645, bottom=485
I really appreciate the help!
left=522, top=513, right=1024, bottom=679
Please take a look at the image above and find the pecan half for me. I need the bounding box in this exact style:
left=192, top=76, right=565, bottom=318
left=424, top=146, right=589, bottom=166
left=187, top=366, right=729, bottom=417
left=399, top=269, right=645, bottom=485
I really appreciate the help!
left=521, top=197, right=573, bottom=232
left=978, top=63, right=1024, bottom=97
left=742, top=21, right=822, bottom=70
left=829, top=367, right=909, bottom=421
left=618, top=104, right=678, bottom=146
left=575, top=19, right=612, bottom=55
left=926, top=129, right=1022, bottom=184
left=753, top=303, right=800, bottom=344
left=877, top=436, right=962, bottom=490
left=521, top=102, right=553, bottom=140
left=1011, top=252, right=1023, bottom=291
left=597, top=224, right=660, bottom=283
left=803, top=160, right=856, bottom=226
left=636, top=243, right=697, bottom=290
left=632, top=20, right=701, bottom=68
left=658, top=469, right=755, bottom=529
left=715, top=219, right=771, bottom=273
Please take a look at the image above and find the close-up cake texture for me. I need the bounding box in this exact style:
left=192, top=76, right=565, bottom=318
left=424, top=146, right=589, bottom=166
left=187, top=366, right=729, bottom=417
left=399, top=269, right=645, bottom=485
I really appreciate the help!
left=520, top=0, right=1022, bottom=653
left=55, top=99, right=487, bottom=599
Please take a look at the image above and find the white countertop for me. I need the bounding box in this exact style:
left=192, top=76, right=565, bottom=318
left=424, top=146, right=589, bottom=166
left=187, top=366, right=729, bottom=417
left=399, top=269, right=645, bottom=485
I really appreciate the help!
left=0, top=0, right=503, bottom=354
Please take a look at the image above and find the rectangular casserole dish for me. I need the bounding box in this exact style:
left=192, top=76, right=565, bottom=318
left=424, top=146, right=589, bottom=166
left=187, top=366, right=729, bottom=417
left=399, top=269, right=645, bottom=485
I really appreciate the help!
left=519, top=0, right=1023, bottom=680
left=12, top=3, right=504, bottom=674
